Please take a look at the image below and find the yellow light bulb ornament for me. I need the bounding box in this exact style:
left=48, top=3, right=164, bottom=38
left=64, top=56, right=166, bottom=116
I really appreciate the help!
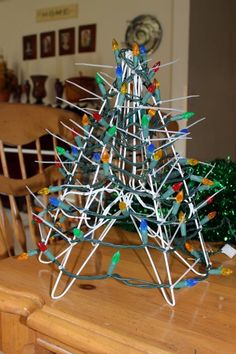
left=148, top=109, right=156, bottom=117
left=149, top=149, right=163, bottom=169
left=112, top=38, right=119, bottom=51
left=38, top=187, right=49, bottom=195
left=153, top=149, right=163, bottom=161
left=119, top=201, right=128, bottom=216
left=221, top=267, right=233, bottom=276
left=179, top=211, right=186, bottom=237
left=153, top=78, right=160, bottom=89
left=17, top=252, right=29, bottom=261
left=119, top=201, right=127, bottom=211
left=178, top=211, right=185, bottom=223
left=112, top=39, right=121, bottom=65
left=120, top=83, right=128, bottom=94
left=188, top=158, right=199, bottom=166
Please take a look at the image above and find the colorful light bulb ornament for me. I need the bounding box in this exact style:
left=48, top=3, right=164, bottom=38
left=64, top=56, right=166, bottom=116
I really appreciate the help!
left=26, top=39, right=232, bottom=307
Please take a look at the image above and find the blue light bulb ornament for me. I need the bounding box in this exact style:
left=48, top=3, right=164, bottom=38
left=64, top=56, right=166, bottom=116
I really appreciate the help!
left=49, top=197, right=71, bottom=212
left=140, top=219, right=148, bottom=244
left=147, top=143, right=155, bottom=157
left=71, top=146, right=79, bottom=157
left=139, top=45, right=147, bottom=63
left=174, top=278, right=198, bottom=288
left=115, top=65, right=123, bottom=90
left=186, top=278, right=198, bottom=287
left=93, top=152, right=101, bottom=163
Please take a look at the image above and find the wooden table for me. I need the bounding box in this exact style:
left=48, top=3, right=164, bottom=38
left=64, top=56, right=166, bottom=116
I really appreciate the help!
left=0, top=227, right=235, bottom=354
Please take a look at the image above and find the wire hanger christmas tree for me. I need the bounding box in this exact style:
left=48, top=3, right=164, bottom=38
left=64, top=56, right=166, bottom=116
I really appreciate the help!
left=25, top=40, right=232, bottom=306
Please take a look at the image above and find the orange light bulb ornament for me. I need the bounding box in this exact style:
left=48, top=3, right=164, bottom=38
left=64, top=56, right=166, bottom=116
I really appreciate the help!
left=172, top=190, right=184, bottom=215
left=82, top=114, right=90, bottom=132
left=132, top=43, right=140, bottom=56
left=200, top=211, right=217, bottom=225
left=102, top=150, right=110, bottom=176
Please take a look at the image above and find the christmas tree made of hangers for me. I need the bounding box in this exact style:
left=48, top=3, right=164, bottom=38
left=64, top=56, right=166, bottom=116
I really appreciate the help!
left=24, top=39, right=232, bottom=306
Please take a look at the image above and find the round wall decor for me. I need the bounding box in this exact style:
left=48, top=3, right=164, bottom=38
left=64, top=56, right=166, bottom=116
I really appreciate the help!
left=125, top=14, right=162, bottom=55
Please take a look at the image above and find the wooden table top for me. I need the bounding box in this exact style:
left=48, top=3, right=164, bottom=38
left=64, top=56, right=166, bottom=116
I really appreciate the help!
left=0, top=227, right=235, bottom=353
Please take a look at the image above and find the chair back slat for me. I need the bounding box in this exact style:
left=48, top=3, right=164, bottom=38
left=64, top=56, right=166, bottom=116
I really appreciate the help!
left=0, top=103, right=81, bottom=258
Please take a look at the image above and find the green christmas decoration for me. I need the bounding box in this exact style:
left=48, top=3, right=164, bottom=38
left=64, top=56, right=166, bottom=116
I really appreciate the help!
left=19, top=39, right=234, bottom=307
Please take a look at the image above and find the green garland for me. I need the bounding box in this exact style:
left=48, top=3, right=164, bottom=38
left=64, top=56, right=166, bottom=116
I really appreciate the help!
left=114, top=158, right=236, bottom=243
left=191, top=157, right=236, bottom=243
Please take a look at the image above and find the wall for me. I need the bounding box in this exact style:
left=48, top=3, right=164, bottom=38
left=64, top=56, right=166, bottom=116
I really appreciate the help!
left=0, top=0, right=190, bottom=155
left=187, top=0, right=236, bottom=161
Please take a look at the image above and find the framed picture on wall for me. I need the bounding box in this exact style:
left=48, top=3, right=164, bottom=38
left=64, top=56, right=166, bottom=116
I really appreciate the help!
left=59, top=27, right=75, bottom=55
left=78, top=24, right=96, bottom=53
left=40, top=31, right=55, bottom=58
left=23, top=34, right=37, bottom=60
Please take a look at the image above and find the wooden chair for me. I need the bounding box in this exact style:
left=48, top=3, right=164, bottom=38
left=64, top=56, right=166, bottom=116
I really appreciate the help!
left=0, top=103, right=81, bottom=258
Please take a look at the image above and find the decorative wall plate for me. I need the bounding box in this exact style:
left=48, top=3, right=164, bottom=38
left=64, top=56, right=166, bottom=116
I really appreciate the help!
left=125, top=14, right=162, bottom=55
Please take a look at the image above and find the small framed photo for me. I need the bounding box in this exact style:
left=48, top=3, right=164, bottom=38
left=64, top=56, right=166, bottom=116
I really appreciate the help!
left=23, top=34, right=37, bottom=60
left=40, top=31, right=55, bottom=58
left=59, top=27, right=75, bottom=55
left=79, top=24, right=96, bottom=53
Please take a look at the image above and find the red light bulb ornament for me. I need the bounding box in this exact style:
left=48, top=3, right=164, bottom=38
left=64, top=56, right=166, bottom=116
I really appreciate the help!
left=32, top=214, right=43, bottom=224
left=149, top=60, right=161, bottom=80
left=196, top=195, right=214, bottom=210
left=37, top=241, right=55, bottom=262
left=93, top=112, right=109, bottom=129
left=141, top=82, right=156, bottom=105
left=55, top=159, right=66, bottom=177
left=161, top=181, right=183, bottom=199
